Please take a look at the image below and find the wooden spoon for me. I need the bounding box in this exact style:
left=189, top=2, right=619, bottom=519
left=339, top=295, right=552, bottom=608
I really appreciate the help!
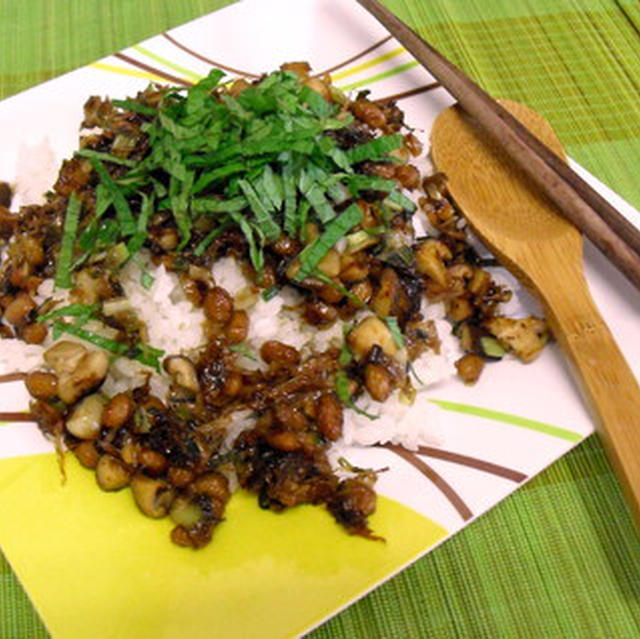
left=431, top=100, right=640, bottom=527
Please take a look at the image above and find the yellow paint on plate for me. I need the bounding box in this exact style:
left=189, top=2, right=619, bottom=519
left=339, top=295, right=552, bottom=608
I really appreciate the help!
left=90, top=62, right=169, bottom=83
left=0, top=453, right=447, bottom=639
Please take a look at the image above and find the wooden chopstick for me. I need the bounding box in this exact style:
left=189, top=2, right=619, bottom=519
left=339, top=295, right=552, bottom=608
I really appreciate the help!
left=356, top=0, right=640, bottom=292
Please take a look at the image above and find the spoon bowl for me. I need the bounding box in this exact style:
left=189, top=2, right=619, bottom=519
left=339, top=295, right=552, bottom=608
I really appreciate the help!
left=431, top=100, right=640, bottom=528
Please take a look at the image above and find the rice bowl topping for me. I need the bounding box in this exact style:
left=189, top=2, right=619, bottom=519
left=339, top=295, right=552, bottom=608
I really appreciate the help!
left=0, top=62, right=549, bottom=547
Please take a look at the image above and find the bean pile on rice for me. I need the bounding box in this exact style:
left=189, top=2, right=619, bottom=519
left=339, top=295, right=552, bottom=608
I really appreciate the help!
left=0, top=63, right=549, bottom=547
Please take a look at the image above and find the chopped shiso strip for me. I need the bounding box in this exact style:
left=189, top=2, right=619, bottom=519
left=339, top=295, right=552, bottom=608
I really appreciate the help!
left=47, top=67, right=419, bottom=372
left=229, top=342, right=258, bottom=361
left=237, top=179, right=281, bottom=242
left=385, top=189, right=416, bottom=213
left=344, top=133, right=404, bottom=164
left=36, top=303, right=164, bottom=370
left=294, top=203, right=363, bottom=281
left=54, top=193, right=82, bottom=289
left=111, top=98, right=156, bottom=116
left=124, top=193, right=154, bottom=261
left=313, top=270, right=365, bottom=307
left=139, top=266, right=155, bottom=290
left=335, top=370, right=379, bottom=420
left=63, top=68, right=414, bottom=278
left=89, top=158, right=136, bottom=236
left=193, top=220, right=233, bottom=257
left=75, top=149, right=137, bottom=168
left=261, top=285, right=280, bottom=301
left=346, top=175, right=396, bottom=195
left=338, top=326, right=353, bottom=366
left=384, top=316, right=405, bottom=349
left=37, top=303, right=100, bottom=323
left=52, top=321, right=164, bottom=371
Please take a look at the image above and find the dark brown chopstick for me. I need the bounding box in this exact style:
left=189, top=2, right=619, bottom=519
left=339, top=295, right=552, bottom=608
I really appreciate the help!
left=356, top=0, right=640, bottom=291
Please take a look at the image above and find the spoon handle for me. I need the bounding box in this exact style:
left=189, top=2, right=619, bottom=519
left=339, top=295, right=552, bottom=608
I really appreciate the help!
left=541, top=269, right=640, bottom=524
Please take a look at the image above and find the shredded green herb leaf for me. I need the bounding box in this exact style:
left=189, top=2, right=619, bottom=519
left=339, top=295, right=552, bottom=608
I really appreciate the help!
left=385, top=189, right=417, bottom=213
left=126, top=193, right=154, bottom=257
left=314, top=270, right=366, bottom=308
left=338, top=324, right=354, bottom=367
left=75, top=149, right=137, bottom=168
left=345, top=134, right=403, bottom=164
left=54, top=193, right=82, bottom=289
left=294, top=203, right=363, bottom=281
left=89, top=158, right=137, bottom=237
left=335, top=370, right=379, bottom=420
left=229, top=342, right=258, bottom=361
left=140, top=268, right=155, bottom=290
left=346, top=174, right=396, bottom=196
left=229, top=209, right=263, bottom=273
left=191, top=195, right=247, bottom=214
left=38, top=303, right=100, bottom=323
left=193, top=221, right=233, bottom=257
left=384, top=316, right=405, bottom=349
left=237, top=178, right=281, bottom=242
left=299, top=85, right=336, bottom=118
left=53, top=321, right=128, bottom=354
left=52, top=321, right=164, bottom=370
left=261, top=285, right=280, bottom=301
left=55, top=69, right=418, bottom=291
left=133, top=343, right=165, bottom=370
left=112, top=98, right=157, bottom=116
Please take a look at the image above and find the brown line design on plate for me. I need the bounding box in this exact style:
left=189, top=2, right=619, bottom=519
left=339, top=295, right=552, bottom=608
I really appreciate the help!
left=414, top=445, right=527, bottom=483
left=0, top=375, right=33, bottom=422
left=374, top=81, right=441, bottom=104
left=383, top=443, right=473, bottom=521
left=161, top=33, right=261, bottom=79
left=159, top=33, right=439, bottom=103
left=114, top=52, right=194, bottom=87
left=0, top=412, right=35, bottom=423
left=0, top=381, right=522, bottom=483
left=0, top=372, right=27, bottom=384
left=312, top=35, right=393, bottom=77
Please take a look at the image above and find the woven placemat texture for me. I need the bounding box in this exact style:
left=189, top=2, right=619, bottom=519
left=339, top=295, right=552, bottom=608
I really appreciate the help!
left=2, top=1, right=640, bottom=637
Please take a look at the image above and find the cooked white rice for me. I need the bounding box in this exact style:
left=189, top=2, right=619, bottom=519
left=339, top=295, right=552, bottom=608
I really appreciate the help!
left=0, top=249, right=458, bottom=449
left=13, top=138, right=59, bottom=208
left=0, top=135, right=472, bottom=452
left=0, top=138, right=490, bottom=456
left=0, top=339, right=46, bottom=373
left=120, top=259, right=206, bottom=355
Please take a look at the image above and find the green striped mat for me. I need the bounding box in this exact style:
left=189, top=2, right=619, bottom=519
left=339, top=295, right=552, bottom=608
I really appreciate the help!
left=2, top=1, right=640, bottom=637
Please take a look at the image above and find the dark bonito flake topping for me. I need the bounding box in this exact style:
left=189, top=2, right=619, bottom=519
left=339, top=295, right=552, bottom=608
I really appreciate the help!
left=1, top=61, right=550, bottom=549
left=0, top=181, right=12, bottom=208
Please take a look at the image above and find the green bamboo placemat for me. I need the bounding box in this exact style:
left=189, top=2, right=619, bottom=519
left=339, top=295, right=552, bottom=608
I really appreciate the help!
left=2, top=1, right=640, bottom=638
